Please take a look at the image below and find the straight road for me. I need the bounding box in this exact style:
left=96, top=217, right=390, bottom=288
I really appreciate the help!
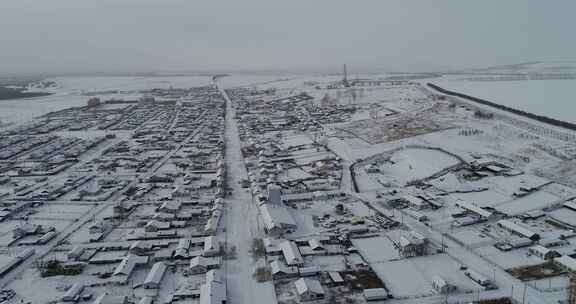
left=218, top=83, right=276, bottom=304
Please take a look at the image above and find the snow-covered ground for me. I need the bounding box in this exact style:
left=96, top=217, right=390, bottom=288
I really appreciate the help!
left=2, top=70, right=576, bottom=304
left=434, top=78, right=576, bottom=123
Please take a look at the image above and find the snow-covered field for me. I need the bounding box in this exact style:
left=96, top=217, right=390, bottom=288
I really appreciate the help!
left=434, top=79, right=576, bottom=123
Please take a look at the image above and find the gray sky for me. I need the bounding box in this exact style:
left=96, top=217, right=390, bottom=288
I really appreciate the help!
left=1, top=0, right=575, bottom=75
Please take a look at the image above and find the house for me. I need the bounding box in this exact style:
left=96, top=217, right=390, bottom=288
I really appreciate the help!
left=260, top=204, right=297, bottom=235
left=497, top=220, right=540, bottom=240
left=279, top=241, right=304, bottom=266
left=270, top=260, right=298, bottom=279
left=529, top=245, right=560, bottom=260
left=129, top=241, right=153, bottom=255
left=554, top=255, right=576, bottom=274
left=142, top=262, right=167, bottom=289
left=174, top=239, right=191, bottom=259
left=62, top=283, right=84, bottom=302
left=189, top=256, right=221, bottom=274
left=294, top=278, right=325, bottom=302
left=113, top=254, right=148, bottom=278
left=399, top=232, right=428, bottom=257
left=200, top=270, right=227, bottom=304
left=203, top=236, right=220, bottom=257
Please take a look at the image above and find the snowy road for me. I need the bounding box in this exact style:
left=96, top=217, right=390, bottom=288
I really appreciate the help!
left=218, top=83, right=276, bottom=304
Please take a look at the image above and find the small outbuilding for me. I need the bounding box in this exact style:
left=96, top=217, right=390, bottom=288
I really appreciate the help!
left=363, top=288, right=389, bottom=301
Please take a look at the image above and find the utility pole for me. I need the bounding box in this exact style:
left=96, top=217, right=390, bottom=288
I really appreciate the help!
left=343, top=64, right=349, bottom=87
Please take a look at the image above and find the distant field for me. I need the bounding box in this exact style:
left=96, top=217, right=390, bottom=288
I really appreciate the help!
left=436, top=79, right=576, bottom=124
left=0, top=86, right=51, bottom=100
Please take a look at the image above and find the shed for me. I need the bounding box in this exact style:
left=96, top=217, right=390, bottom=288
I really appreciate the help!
left=363, top=288, right=389, bottom=301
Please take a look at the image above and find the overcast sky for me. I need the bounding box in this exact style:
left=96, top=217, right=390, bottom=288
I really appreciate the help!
left=1, top=0, right=575, bottom=75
